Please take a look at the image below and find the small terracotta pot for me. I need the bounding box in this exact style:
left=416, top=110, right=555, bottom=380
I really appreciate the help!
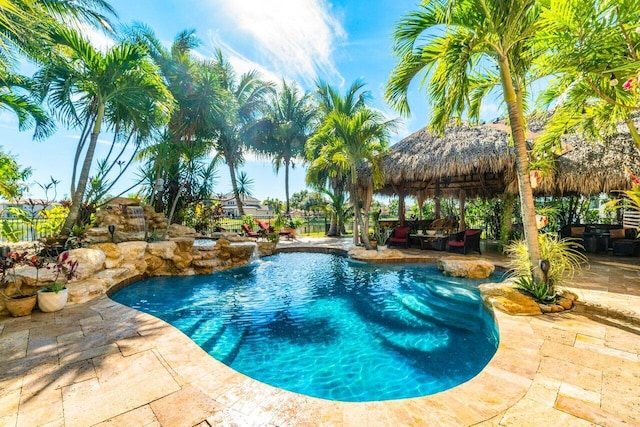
left=5, top=294, right=37, bottom=317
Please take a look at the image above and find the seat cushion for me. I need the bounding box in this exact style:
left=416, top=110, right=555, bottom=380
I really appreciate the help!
left=448, top=240, right=465, bottom=247
left=570, top=226, right=585, bottom=236
left=609, top=228, right=626, bottom=239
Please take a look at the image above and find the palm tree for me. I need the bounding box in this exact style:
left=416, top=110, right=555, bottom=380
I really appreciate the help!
left=310, top=80, right=393, bottom=248
left=129, top=27, right=225, bottom=220
left=209, top=50, right=273, bottom=217
left=248, top=79, right=316, bottom=214
left=386, top=0, right=546, bottom=283
left=36, top=27, right=173, bottom=236
left=0, top=0, right=115, bottom=142
left=535, top=0, right=640, bottom=153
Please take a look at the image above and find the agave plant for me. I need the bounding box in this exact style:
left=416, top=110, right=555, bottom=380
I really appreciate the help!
left=505, top=233, right=588, bottom=302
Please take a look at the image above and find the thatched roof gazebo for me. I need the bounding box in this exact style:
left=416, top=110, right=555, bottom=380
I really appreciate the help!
left=360, top=117, right=640, bottom=229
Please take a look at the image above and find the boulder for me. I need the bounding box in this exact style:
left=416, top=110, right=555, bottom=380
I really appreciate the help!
left=67, top=278, right=107, bottom=304
left=479, top=279, right=543, bottom=316
left=438, top=256, right=495, bottom=279
left=167, top=224, right=197, bottom=237
left=92, top=243, right=123, bottom=269
left=257, top=241, right=277, bottom=257
left=146, top=241, right=178, bottom=260
left=107, top=197, right=141, bottom=206
left=349, top=247, right=405, bottom=262
left=68, top=248, right=106, bottom=280
left=118, top=241, right=147, bottom=261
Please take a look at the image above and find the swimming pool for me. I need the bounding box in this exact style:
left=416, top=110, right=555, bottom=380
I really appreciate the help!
left=111, top=252, right=500, bottom=402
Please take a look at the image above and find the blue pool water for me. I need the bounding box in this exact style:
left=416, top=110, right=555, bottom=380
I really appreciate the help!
left=111, top=252, right=500, bottom=402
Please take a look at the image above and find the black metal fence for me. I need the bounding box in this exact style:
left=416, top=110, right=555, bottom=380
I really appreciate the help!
left=0, top=218, right=58, bottom=243
left=204, top=215, right=332, bottom=236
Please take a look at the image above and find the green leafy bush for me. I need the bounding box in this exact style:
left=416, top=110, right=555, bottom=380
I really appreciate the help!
left=505, top=233, right=588, bottom=302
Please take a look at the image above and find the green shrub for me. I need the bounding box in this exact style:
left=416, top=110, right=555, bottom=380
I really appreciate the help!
left=505, top=233, right=588, bottom=302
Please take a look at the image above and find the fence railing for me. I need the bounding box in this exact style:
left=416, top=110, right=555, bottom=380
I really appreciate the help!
left=0, top=218, right=59, bottom=244
left=200, top=215, right=332, bottom=236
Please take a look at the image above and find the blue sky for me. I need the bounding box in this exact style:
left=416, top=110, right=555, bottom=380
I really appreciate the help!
left=3, top=0, right=501, bottom=202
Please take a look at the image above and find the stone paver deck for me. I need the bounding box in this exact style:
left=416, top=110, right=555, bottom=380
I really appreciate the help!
left=1, top=238, right=639, bottom=426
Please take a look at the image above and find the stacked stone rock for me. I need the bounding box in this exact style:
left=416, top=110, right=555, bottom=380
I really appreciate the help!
left=143, top=205, right=168, bottom=233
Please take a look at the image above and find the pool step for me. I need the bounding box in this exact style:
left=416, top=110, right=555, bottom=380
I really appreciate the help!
left=207, top=323, right=248, bottom=365
left=398, top=292, right=483, bottom=332
left=376, top=328, right=449, bottom=354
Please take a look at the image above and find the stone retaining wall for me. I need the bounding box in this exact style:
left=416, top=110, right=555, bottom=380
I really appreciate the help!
left=1, top=237, right=277, bottom=315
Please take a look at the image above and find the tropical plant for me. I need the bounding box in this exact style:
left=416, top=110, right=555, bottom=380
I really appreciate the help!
left=535, top=0, right=640, bottom=153
left=209, top=50, right=273, bottom=217
left=248, top=80, right=316, bottom=214
left=309, top=79, right=394, bottom=249
left=0, top=148, right=31, bottom=201
left=130, top=27, right=223, bottom=221
left=36, top=27, right=173, bottom=236
left=0, top=0, right=115, bottom=141
left=505, top=233, right=588, bottom=302
left=386, top=0, right=546, bottom=282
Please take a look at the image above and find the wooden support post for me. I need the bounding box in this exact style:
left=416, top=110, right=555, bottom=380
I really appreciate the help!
left=459, top=189, right=466, bottom=231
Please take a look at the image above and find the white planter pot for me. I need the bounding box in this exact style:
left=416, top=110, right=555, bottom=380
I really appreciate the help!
left=37, top=288, right=69, bottom=313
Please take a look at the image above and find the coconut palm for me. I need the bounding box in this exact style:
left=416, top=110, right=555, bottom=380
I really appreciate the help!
left=248, top=79, right=316, bottom=214
left=386, top=0, right=546, bottom=283
left=36, top=27, right=173, bottom=236
left=209, top=50, right=273, bottom=217
left=310, top=80, right=393, bottom=248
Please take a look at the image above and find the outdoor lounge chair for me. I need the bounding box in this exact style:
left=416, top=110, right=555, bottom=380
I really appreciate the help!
left=387, top=226, right=411, bottom=248
left=255, top=220, right=272, bottom=234
left=447, top=229, right=482, bottom=255
left=241, top=223, right=262, bottom=239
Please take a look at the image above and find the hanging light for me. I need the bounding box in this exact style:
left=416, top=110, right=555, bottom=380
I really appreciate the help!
left=610, top=73, right=619, bottom=86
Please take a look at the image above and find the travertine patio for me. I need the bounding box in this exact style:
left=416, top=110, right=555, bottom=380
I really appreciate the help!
left=1, top=239, right=639, bottom=426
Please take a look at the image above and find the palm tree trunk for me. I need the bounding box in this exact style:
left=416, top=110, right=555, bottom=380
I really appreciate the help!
left=61, top=103, right=104, bottom=236
left=284, top=157, right=291, bottom=214
left=499, top=57, right=544, bottom=284
left=227, top=158, right=244, bottom=217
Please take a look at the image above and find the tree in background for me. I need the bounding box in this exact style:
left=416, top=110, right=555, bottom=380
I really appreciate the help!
left=130, top=28, right=223, bottom=221
left=387, top=0, right=546, bottom=282
left=310, top=79, right=394, bottom=249
left=0, top=148, right=31, bottom=201
left=248, top=80, right=316, bottom=214
left=209, top=50, right=273, bottom=217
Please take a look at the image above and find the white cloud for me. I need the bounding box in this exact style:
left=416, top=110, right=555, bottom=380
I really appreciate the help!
left=204, top=0, right=345, bottom=86
left=75, top=22, right=115, bottom=52
left=202, top=33, right=282, bottom=85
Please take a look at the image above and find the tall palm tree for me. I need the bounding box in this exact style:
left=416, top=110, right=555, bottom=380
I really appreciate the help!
left=310, top=80, right=393, bottom=248
left=248, top=79, right=316, bottom=214
left=209, top=50, right=273, bottom=217
left=0, top=0, right=115, bottom=141
left=386, top=0, right=546, bottom=283
left=36, top=27, right=173, bottom=235
left=129, top=27, right=224, bottom=219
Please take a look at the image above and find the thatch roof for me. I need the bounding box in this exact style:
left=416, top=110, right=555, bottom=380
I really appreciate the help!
left=364, top=124, right=518, bottom=198
left=540, top=126, right=640, bottom=196
left=361, top=116, right=640, bottom=199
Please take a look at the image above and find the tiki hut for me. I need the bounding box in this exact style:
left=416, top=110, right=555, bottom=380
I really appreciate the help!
left=360, top=116, right=640, bottom=228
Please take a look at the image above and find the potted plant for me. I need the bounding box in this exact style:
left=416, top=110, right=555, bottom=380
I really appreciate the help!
left=37, top=251, right=78, bottom=313
left=1, top=247, right=38, bottom=317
